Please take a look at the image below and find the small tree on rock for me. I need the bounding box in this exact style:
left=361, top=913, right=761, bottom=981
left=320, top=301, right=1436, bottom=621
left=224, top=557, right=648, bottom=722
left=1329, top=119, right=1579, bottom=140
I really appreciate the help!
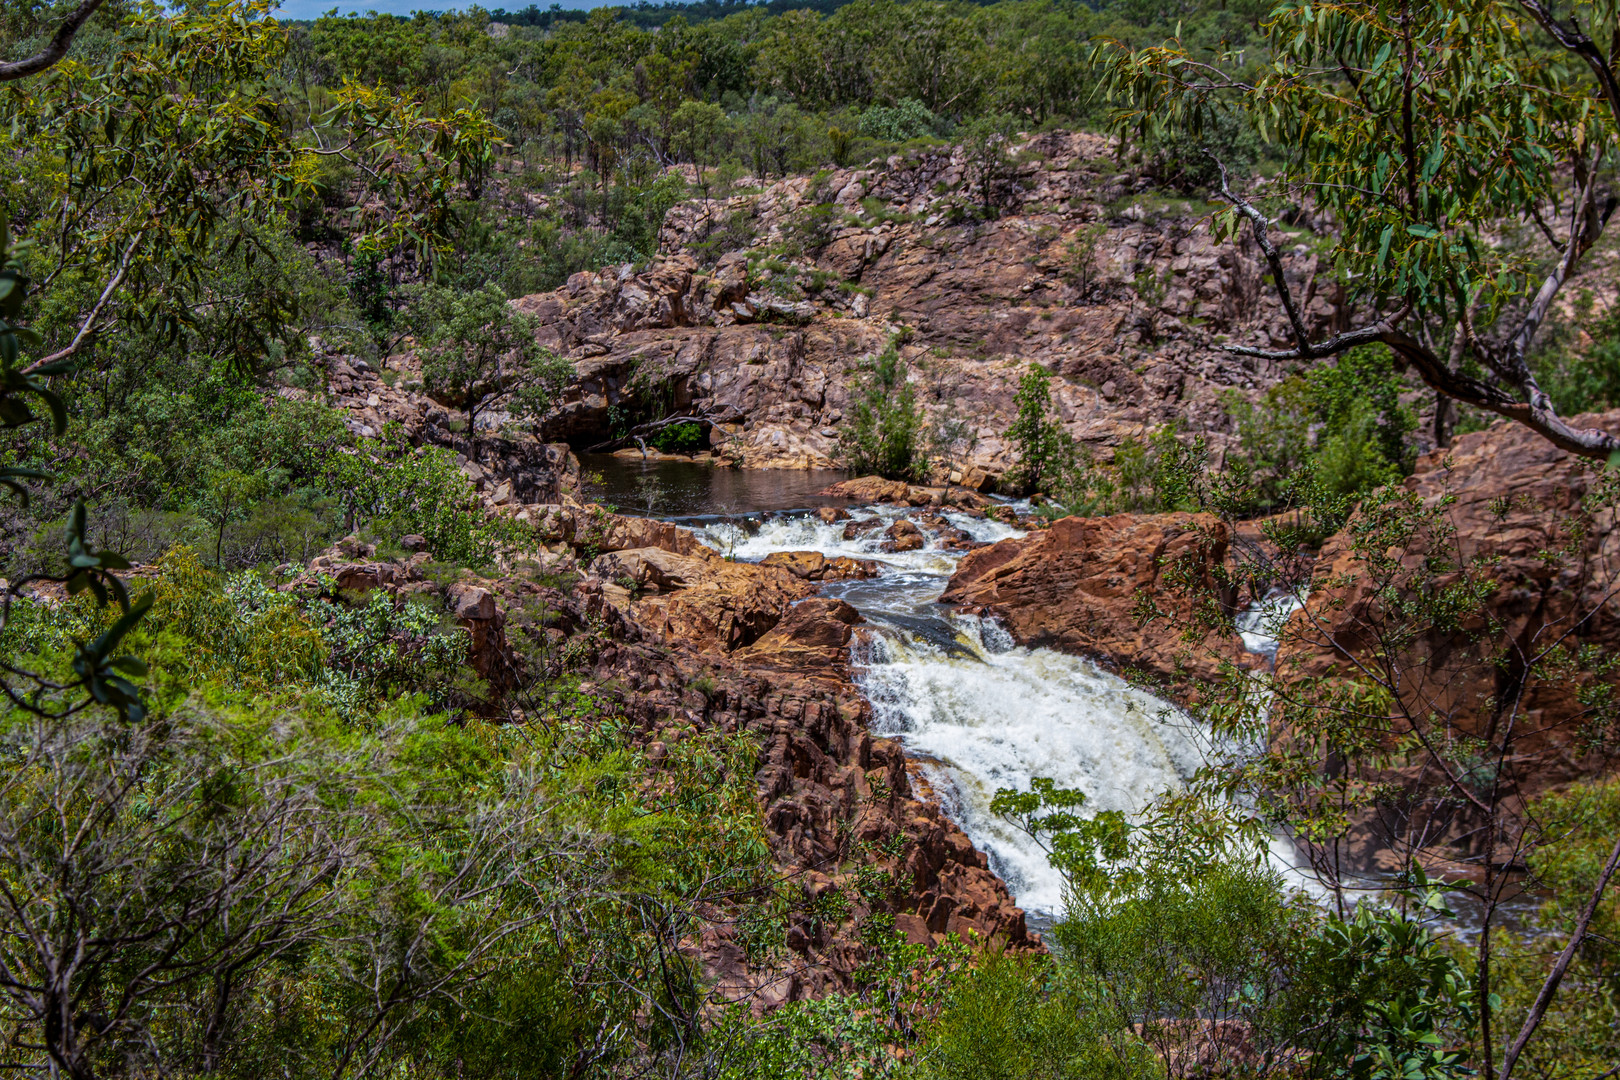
left=1007, top=363, right=1074, bottom=496
left=409, top=284, right=573, bottom=435
left=838, top=340, right=922, bottom=481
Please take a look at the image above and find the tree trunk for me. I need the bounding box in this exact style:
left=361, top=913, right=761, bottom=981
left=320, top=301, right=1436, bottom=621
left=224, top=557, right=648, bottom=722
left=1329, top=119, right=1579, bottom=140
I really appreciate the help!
left=1434, top=390, right=1456, bottom=449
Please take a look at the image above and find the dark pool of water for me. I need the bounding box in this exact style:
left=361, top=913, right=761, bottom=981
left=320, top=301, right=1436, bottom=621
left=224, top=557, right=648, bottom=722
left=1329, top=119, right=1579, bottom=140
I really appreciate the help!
left=578, top=453, right=854, bottom=518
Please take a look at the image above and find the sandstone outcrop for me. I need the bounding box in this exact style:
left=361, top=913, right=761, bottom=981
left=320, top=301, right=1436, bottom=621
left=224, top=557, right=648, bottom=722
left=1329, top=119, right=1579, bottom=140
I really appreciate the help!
left=1274, top=412, right=1620, bottom=867
left=817, top=475, right=990, bottom=507
left=281, top=504, right=1037, bottom=1005
left=590, top=545, right=815, bottom=653
left=759, top=550, right=880, bottom=580
left=940, top=512, right=1241, bottom=700
left=508, top=131, right=1348, bottom=479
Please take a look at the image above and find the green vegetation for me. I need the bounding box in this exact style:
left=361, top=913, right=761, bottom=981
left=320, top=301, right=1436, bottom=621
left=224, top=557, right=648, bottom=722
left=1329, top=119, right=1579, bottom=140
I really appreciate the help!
left=4, top=0, right=1620, bottom=1077
left=837, top=338, right=922, bottom=480
left=1098, top=0, right=1620, bottom=458
left=0, top=554, right=777, bottom=1079
left=1013, top=348, right=1413, bottom=524
left=649, top=420, right=708, bottom=453
left=408, top=284, right=573, bottom=431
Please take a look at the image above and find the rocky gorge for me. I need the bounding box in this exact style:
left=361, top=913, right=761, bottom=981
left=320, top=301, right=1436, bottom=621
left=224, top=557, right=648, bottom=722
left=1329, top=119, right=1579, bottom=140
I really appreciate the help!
left=287, top=131, right=1620, bottom=1001
left=319, top=130, right=1348, bottom=482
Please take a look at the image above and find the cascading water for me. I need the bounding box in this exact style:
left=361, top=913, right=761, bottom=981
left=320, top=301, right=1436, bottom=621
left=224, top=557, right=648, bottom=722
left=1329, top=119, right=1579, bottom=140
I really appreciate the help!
left=691, top=506, right=1203, bottom=921
left=686, top=495, right=1494, bottom=931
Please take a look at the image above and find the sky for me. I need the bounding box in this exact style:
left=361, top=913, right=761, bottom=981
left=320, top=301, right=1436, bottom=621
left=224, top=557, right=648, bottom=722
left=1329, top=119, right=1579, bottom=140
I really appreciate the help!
left=271, top=0, right=601, bottom=18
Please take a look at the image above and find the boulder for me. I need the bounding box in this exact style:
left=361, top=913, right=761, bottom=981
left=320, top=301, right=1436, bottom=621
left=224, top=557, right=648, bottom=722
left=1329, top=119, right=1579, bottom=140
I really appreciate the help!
left=882, top=518, right=925, bottom=552
left=735, top=597, right=862, bottom=671
left=941, top=513, right=1240, bottom=699
left=821, top=476, right=913, bottom=504
left=819, top=476, right=991, bottom=509
left=590, top=546, right=814, bottom=653
left=761, top=550, right=881, bottom=581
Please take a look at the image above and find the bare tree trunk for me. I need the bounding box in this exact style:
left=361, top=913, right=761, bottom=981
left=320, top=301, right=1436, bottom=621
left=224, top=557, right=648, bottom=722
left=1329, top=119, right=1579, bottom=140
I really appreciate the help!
left=1434, top=390, right=1456, bottom=449
left=1499, top=833, right=1620, bottom=1080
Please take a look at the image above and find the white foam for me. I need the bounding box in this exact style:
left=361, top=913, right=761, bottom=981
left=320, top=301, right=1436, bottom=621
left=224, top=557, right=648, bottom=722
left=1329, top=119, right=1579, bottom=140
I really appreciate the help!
left=1236, top=590, right=1306, bottom=657
left=691, top=507, right=1023, bottom=575
left=856, top=615, right=1199, bottom=917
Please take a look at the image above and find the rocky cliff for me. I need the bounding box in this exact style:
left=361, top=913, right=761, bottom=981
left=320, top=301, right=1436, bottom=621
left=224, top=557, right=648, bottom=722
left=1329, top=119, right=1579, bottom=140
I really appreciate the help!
left=507, top=131, right=1344, bottom=477
left=1272, top=413, right=1620, bottom=869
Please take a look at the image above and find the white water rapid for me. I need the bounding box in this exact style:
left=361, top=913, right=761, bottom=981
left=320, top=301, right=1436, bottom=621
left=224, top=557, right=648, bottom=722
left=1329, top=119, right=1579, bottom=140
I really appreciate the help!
left=691, top=507, right=1203, bottom=920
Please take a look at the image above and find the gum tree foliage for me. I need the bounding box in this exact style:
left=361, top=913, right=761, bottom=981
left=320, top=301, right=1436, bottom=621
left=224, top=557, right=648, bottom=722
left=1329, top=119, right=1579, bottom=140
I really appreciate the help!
left=0, top=0, right=506, bottom=739
left=1127, top=468, right=1620, bottom=1080
left=993, top=780, right=1480, bottom=1080
left=1096, top=0, right=1620, bottom=459
left=406, top=284, right=573, bottom=432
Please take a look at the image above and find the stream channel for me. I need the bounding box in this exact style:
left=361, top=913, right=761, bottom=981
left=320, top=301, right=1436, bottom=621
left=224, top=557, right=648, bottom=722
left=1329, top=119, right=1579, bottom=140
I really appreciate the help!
left=583, top=456, right=1310, bottom=926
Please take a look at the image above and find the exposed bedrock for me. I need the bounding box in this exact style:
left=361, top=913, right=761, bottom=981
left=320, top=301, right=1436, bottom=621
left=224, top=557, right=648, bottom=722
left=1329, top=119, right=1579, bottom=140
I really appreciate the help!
left=282, top=504, right=1037, bottom=1006
left=509, top=131, right=1346, bottom=476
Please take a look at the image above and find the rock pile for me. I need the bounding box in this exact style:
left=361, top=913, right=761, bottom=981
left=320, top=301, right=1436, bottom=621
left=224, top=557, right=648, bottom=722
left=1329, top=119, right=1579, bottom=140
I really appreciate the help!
left=288, top=501, right=1037, bottom=1006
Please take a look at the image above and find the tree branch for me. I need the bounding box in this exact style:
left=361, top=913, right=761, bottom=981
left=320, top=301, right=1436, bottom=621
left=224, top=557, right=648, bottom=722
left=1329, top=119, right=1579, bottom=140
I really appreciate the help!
left=1515, top=0, right=1620, bottom=127
left=1498, top=832, right=1620, bottom=1080
left=22, top=233, right=142, bottom=374
left=1207, top=151, right=1620, bottom=461
left=1207, top=153, right=1319, bottom=355
left=0, top=0, right=106, bottom=83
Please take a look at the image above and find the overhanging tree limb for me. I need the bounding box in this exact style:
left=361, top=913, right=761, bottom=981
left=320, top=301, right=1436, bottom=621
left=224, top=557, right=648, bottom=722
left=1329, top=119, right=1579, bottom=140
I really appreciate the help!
left=0, top=0, right=106, bottom=82
left=1498, top=832, right=1620, bottom=1080
left=1209, top=153, right=1620, bottom=462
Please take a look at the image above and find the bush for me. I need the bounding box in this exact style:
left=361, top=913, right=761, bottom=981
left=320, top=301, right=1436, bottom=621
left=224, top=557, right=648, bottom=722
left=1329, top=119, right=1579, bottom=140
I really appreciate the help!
left=1531, top=302, right=1620, bottom=415
left=994, top=778, right=1478, bottom=1080
left=321, top=431, right=516, bottom=567
left=649, top=421, right=706, bottom=453
left=1006, top=364, right=1074, bottom=496
left=1221, top=345, right=1414, bottom=518
left=857, top=98, right=942, bottom=142
left=918, top=953, right=1138, bottom=1080
left=837, top=340, right=922, bottom=481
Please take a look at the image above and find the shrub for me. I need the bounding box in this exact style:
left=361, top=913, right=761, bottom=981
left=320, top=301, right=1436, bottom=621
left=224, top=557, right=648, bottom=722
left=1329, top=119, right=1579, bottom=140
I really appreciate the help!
left=649, top=421, right=706, bottom=453
left=837, top=340, right=922, bottom=481
left=856, top=98, right=941, bottom=142
left=407, top=283, right=573, bottom=432
left=321, top=432, right=515, bottom=567
left=1006, top=364, right=1074, bottom=496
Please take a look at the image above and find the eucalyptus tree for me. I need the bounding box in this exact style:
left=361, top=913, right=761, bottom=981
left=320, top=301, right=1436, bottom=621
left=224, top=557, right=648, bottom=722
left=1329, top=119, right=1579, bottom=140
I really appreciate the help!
left=1097, top=0, right=1620, bottom=458
left=407, top=284, right=574, bottom=436
left=1, top=0, right=505, bottom=724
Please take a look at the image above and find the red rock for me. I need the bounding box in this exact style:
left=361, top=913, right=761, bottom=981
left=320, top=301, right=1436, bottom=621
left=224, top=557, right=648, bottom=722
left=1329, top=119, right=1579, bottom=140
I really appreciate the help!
left=1276, top=411, right=1620, bottom=865
left=942, top=513, right=1240, bottom=700
left=882, top=518, right=925, bottom=552
left=761, top=550, right=880, bottom=581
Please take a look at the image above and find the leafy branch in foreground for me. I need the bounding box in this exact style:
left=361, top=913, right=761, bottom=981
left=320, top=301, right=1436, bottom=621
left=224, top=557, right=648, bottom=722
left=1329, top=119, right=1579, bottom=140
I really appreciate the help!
left=1130, top=462, right=1620, bottom=1080
left=1095, top=0, right=1620, bottom=459
left=1, top=225, right=148, bottom=723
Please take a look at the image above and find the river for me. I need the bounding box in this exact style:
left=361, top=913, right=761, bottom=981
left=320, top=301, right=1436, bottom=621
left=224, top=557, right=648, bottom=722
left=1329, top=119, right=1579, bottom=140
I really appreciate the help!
left=587, top=456, right=1213, bottom=923
left=584, top=456, right=1540, bottom=936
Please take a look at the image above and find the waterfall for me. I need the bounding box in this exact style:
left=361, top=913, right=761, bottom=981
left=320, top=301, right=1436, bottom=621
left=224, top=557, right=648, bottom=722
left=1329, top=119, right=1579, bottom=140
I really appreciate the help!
left=854, top=615, right=1199, bottom=916
left=693, top=505, right=1201, bottom=920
